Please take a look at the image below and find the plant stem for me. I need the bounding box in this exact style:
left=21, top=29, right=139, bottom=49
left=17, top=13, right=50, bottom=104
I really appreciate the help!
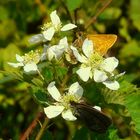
left=35, top=117, right=49, bottom=140
left=59, top=64, right=73, bottom=93
left=85, top=0, right=112, bottom=29
left=20, top=112, right=44, bottom=140
left=59, top=0, right=74, bottom=23
left=37, top=69, right=44, bottom=80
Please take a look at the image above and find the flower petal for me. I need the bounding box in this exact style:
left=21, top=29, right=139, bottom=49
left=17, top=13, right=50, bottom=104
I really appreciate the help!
left=8, top=62, right=23, bottom=68
left=100, top=57, right=119, bottom=72
left=42, top=27, right=55, bottom=41
left=93, top=106, right=101, bottom=111
left=76, top=67, right=91, bottom=82
left=48, top=45, right=65, bottom=60
left=82, top=38, right=93, bottom=58
left=50, top=10, right=61, bottom=26
left=61, top=23, right=77, bottom=31
left=44, top=105, right=64, bottom=119
left=71, top=46, right=87, bottom=63
left=103, top=80, right=120, bottom=90
left=16, top=54, right=24, bottom=62
left=40, top=45, right=50, bottom=61
left=54, top=37, right=69, bottom=56
left=24, top=63, right=38, bottom=72
left=68, top=82, right=83, bottom=99
left=29, top=34, right=44, bottom=44
left=94, top=69, right=108, bottom=82
left=47, top=46, right=56, bottom=60
left=59, top=37, right=68, bottom=48
left=47, top=81, right=61, bottom=101
left=62, top=109, right=77, bottom=121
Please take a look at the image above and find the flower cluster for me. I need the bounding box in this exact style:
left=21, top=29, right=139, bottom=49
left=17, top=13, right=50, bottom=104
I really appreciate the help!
left=44, top=81, right=101, bottom=121
left=8, top=50, right=41, bottom=72
left=71, top=39, right=120, bottom=90
left=8, top=10, right=124, bottom=121
left=44, top=82, right=82, bottom=121
left=29, top=10, right=76, bottom=43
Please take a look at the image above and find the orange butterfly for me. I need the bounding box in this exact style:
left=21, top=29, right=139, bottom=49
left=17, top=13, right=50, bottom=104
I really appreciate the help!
left=87, top=34, right=117, bottom=56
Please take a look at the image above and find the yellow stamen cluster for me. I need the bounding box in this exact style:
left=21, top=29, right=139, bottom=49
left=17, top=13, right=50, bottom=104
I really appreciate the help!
left=54, top=23, right=62, bottom=31
left=84, top=52, right=103, bottom=70
left=41, top=22, right=62, bottom=32
left=41, top=22, right=52, bottom=30
left=23, top=50, right=40, bottom=64
left=60, top=94, right=79, bottom=109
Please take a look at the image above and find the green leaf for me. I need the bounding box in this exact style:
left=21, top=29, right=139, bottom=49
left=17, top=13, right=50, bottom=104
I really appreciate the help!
left=129, top=0, right=140, bottom=31
left=119, top=40, right=140, bottom=58
left=31, top=77, right=44, bottom=87
left=118, top=80, right=137, bottom=94
left=66, top=0, right=83, bottom=11
left=0, top=6, right=9, bottom=20
left=99, top=7, right=122, bottom=20
left=42, top=66, right=54, bottom=81
left=1, top=43, right=21, bottom=71
left=119, top=17, right=131, bottom=41
left=124, top=92, right=140, bottom=134
left=123, top=74, right=138, bottom=83
left=72, top=127, right=89, bottom=140
left=31, top=86, right=48, bottom=105
left=0, top=70, right=23, bottom=82
left=55, top=66, right=67, bottom=80
left=103, top=90, right=124, bottom=105
left=103, top=80, right=137, bottom=106
left=108, top=128, right=120, bottom=140
left=0, top=20, right=16, bottom=40
left=34, top=90, right=48, bottom=103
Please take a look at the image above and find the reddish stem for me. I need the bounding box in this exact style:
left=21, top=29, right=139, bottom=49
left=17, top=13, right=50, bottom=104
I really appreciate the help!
left=20, top=112, right=44, bottom=140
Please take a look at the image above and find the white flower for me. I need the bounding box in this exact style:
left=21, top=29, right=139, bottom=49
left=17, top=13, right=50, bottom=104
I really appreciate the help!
left=42, top=37, right=69, bottom=61
left=71, top=38, right=121, bottom=90
left=44, top=81, right=83, bottom=121
left=8, top=50, right=40, bottom=72
left=49, top=37, right=69, bottom=60
left=29, top=34, right=45, bottom=44
left=42, top=10, right=77, bottom=41
left=40, top=44, right=49, bottom=61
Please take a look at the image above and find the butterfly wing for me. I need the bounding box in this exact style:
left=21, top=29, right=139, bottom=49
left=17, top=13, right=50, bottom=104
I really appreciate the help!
left=71, top=102, right=112, bottom=133
left=87, top=34, right=117, bottom=56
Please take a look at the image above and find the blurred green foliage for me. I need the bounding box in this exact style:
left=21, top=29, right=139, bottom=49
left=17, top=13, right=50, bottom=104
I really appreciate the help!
left=0, top=0, right=140, bottom=139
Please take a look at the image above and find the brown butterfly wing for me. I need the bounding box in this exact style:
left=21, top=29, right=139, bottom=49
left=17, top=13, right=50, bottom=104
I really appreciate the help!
left=71, top=101, right=112, bottom=133
left=87, top=34, right=117, bottom=55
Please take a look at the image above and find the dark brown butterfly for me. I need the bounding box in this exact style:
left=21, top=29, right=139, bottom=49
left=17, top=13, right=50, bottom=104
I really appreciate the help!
left=70, top=101, right=112, bottom=133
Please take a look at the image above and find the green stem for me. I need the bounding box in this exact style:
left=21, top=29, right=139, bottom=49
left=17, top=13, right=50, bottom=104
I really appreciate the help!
left=37, top=69, right=44, bottom=80
left=59, top=65, right=73, bottom=93
left=35, top=117, right=48, bottom=140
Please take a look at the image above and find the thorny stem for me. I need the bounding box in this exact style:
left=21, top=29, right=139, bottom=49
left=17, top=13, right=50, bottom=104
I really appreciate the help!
left=85, top=0, right=112, bottom=29
left=35, top=117, right=49, bottom=140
